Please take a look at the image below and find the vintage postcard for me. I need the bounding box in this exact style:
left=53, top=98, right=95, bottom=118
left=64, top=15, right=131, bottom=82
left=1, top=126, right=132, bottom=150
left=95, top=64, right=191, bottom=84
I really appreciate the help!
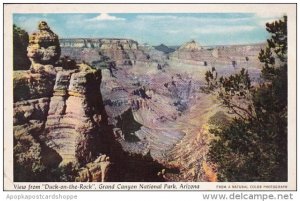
left=3, top=3, right=297, bottom=191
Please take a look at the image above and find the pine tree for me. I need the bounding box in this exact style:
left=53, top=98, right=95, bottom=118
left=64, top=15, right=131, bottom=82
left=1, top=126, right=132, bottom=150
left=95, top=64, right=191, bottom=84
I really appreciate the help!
left=204, top=16, right=287, bottom=181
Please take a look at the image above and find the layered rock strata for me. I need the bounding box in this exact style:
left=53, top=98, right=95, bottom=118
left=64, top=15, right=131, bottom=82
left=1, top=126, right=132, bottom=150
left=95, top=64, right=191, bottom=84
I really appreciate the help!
left=45, top=65, right=103, bottom=165
left=14, top=22, right=105, bottom=179
left=60, top=38, right=149, bottom=67
left=169, top=40, right=266, bottom=69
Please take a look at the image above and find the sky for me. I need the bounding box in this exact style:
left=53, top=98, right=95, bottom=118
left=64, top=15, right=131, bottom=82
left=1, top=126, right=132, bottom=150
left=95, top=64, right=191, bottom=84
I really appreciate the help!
left=13, top=13, right=284, bottom=46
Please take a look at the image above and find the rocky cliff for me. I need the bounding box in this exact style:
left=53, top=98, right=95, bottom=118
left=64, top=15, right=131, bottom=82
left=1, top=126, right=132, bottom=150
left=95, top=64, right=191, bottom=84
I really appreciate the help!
left=13, top=22, right=108, bottom=181
left=27, top=21, right=61, bottom=69
left=14, top=22, right=171, bottom=182
left=60, top=38, right=265, bottom=76
left=44, top=64, right=104, bottom=165
left=60, top=38, right=149, bottom=68
left=169, top=40, right=266, bottom=69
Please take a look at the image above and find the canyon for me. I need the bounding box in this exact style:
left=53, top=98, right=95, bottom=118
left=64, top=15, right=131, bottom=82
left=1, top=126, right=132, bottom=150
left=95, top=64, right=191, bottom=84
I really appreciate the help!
left=13, top=21, right=265, bottom=182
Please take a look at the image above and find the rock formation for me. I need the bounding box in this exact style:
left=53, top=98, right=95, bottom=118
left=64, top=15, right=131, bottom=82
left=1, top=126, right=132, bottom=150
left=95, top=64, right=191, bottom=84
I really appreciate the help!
left=59, top=38, right=149, bottom=68
left=27, top=21, right=61, bottom=72
left=13, top=21, right=60, bottom=179
left=13, top=22, right=107, bottom=182
left=170, top=40, right=266, bottom=69
left=178, top=40, right=202, bottom=51
left=44, top=64, right=104, bottom=165
left=75, top=154, right=111, bottom=182
left=13, top=21, right=173, bottom=182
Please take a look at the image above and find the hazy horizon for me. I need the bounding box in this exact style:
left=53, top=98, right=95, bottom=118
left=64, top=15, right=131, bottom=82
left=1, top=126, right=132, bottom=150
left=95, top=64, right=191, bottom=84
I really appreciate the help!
left=58, top=37, right=266, bottom=47
left=13, top=13, right=284, bottom=46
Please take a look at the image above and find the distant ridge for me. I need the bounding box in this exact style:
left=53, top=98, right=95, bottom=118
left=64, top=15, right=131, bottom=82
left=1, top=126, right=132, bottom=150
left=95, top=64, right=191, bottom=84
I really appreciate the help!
left=154, top=44, right=175, bottom=54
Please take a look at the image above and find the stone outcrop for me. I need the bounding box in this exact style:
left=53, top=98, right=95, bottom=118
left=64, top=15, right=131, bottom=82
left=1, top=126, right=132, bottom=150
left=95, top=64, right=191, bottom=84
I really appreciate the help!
left=45, top=64, right=104, bottom=165
left=13, top=21, right=60, bottom=180
left=169, top=40, right=213, bottom=66
left=14, top=21, right=170, bottom=183
left=75, top=154, right=111, bottom=182
left=13, top=71, right=56, bottom=102
left=13, top=97, right=50, bottom=125
left=13, top=22, right=106, bottom=181
left=27, top=21, right=61, bottom=71
left=178, top=40, right=202, bottom=51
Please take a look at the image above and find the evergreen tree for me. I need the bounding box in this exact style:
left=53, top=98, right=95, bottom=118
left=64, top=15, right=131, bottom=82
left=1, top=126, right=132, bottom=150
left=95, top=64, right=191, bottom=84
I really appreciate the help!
left=204, top=16, right=287, bottom=181
left=13, top=24, right=31, bottom=70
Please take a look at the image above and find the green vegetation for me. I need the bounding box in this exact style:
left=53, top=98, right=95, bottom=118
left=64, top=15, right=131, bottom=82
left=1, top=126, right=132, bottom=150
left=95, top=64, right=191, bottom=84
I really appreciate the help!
left=208, top=111, right=231, bottom=128
left=204, top=16, right=287, bottom=181
left=13, top=24, right=31, bottom=70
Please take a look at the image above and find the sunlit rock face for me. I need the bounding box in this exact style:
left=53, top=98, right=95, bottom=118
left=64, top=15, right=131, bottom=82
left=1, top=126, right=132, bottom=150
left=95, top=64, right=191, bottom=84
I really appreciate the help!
left=45, top=65, right=104, bottom=166
left=27, top=21, right=61, bottom=71
left=14, top=22, right=106, bottom=174
left=169, top=40, right=266, bottom=70
left=14, top=22, right=61, bottom=180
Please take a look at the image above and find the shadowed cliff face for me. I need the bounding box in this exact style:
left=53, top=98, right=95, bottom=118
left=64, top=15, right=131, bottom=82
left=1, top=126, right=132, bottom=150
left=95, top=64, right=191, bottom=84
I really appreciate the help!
left=13, top=68, right=169, bottom=182
left=116, top=108, right=142, bottom=142
left=89, top=122, right=173, bottom=182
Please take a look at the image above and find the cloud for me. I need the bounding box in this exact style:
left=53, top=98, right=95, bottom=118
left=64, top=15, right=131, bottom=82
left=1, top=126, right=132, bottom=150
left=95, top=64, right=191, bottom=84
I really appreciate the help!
left=165, top=30, right=182, bottom=34
left=88, top=13, right=125, bottom=21
left=136, top=14, right=252, bottom=24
